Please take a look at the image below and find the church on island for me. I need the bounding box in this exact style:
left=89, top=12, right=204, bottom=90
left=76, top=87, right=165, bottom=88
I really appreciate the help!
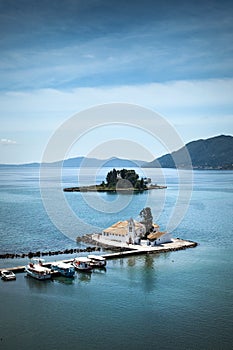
left=102, top=218, right=172, bottom=246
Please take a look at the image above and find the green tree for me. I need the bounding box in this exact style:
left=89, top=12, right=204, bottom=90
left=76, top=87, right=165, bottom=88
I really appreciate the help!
left=124, top=170, right=139, bottom=187
left=105, top=168, right=146, bottom=190
left=106, top=168, right=118, bottom=188
left=119, top=168, right=127, bottom=179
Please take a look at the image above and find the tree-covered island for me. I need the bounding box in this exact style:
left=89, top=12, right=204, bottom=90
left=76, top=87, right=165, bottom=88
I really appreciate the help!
left=63, top=168, right=167, bottom=192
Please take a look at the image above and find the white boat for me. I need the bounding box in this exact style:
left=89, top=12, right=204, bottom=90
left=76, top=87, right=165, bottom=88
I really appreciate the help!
left=87, top=254, right=107, bottom=268
left=51, top=262, right=75, bottom=277
left=73, top=257, right=92, bottom=272
left=1, top=270, right=16, bottom=281
left=25, top=258, right=51, bottom=280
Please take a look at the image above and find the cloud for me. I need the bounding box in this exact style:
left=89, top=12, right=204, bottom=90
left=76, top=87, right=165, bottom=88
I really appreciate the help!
left=0, top=138, right=17, bottom=145
left=1, top=77, right=233, bottom=111
left=0, top=2, right=233, bottom=91
left=0, top=78, right=233, bottom=136
left=83, top=54, right=95, bottom=59
left=3, top=77, right=233, bottom=110
left=0, top=78, right=232, bottom=163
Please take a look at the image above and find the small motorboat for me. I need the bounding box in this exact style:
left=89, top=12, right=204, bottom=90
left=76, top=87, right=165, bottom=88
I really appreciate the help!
left=87, top=254, right=107, bottom=268
left=51, top=262, right=75, bottom=278
left=25, top=258, right=51, bottom=280
left=1, top=270, right=16, bottom=281
left=73, top=257, right=92, bottom=272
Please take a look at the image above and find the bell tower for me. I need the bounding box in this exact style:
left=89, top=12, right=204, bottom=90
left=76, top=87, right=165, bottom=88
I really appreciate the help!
left=127, top=218, right=135, bottom=244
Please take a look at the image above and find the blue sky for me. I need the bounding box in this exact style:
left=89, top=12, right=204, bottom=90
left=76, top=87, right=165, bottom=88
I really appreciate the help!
left=0, top=0, right=233, bottom=163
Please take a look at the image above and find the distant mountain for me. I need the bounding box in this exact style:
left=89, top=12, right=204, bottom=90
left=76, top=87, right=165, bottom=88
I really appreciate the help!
left=0, top=162, right=40, bottom=168
left=143, top=135, right=233, bottom=169
left=61, top=156, right=144, bottom=168
left=0, top=157, right=145, bottom=168
left=97, top=157, right=145, bottom=167
left=1, top=135, right=232, bottom=170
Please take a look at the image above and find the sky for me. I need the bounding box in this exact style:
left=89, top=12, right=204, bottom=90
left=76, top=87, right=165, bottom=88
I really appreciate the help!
left=0, top=0, right=233, bottom=163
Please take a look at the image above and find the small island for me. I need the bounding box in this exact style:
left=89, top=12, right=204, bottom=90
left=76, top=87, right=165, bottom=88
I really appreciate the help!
left=63, top=168, right=167, bottom=192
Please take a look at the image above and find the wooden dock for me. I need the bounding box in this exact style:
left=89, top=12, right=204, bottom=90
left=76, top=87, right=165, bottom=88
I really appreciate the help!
left=0, top=239, right=197, bottom=274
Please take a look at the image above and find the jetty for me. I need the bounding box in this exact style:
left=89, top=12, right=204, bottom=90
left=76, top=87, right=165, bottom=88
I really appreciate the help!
left=0, top=237, right=197, bottom=274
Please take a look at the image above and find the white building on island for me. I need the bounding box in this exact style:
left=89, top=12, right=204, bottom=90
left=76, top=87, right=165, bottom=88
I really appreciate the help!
left=147, top=231, right=172, bottom=246
left=100, top=219, right=173, bottom=246
left=102, top=218, right=146, bottom=244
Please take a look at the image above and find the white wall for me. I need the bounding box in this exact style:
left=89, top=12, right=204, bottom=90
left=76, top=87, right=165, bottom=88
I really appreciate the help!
left=148, top=232, right=172, bottom=246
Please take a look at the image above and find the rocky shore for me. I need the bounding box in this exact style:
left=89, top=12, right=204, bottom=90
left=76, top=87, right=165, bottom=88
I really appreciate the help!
left=63, top=184, right=167, bottom=192
left=76, top=234, right=133, bottom=250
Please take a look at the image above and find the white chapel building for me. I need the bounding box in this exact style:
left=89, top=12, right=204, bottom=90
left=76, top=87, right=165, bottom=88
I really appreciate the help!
left=102, top=218, right=146, bottom=244
left=147, top=231, right=172, bottom=246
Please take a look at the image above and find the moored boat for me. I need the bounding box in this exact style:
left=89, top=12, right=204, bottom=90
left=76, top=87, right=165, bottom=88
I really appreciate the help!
left=51, top=262, right=75, bottom=277
left=25, top=258, right=51, bottom=280
left=73, top=257, right=92, bottom=272
left=87, top=254, right=107, bottom=268
left=1, top=270, right=16, bottom=281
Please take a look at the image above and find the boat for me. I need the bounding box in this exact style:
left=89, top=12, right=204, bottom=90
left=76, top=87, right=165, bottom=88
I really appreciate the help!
left=25, top=258, right=51, bottom=280
left=1, top=270, right=16, bottom=281
left=87, top=254, right=107, bottom=268
left=51, top=262, right=75, bottom=278
left=73, top=257, right=92, bottom=272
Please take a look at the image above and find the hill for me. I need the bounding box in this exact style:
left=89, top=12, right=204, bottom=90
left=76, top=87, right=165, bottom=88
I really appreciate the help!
left=1, top=135, right=232, bottom=170
left=144, top=135, right=233, bottom=169
left=0, top=157, right=144, bottom=168
left=62, top=156, right=145, bottom=168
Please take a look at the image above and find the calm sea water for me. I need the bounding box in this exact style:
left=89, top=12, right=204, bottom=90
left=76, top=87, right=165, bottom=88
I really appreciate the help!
left=0, top=167, right=233, bottom=350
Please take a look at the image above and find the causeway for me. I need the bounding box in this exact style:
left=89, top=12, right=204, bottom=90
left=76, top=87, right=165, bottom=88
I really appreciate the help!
left=0, top=238, right=197, bottom=273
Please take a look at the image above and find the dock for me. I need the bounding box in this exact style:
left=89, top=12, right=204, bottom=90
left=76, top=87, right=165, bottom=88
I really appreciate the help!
left=0, top=238, right=197, bottom=274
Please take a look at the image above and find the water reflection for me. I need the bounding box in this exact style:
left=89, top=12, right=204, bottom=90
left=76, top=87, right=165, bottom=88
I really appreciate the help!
left=125, top=254, right=158, bottom=293
left=92, top=267, right=107, bottom=274
left=144, top=254, right=154, bottom=268
left=24, top=275, right=51, bottom=290
left=77, top=272, right=92, bottom=283
left=51, top=275, right=75, bottom=285
left=142, top=254, right=157, bottom=293
left=127, top=256, right=136, bottom=267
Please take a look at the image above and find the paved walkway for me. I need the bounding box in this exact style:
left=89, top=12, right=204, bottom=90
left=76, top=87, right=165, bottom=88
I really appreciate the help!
left=91, top=234, right=197, bottom=253
left=1, top=236, right=197, bottom=273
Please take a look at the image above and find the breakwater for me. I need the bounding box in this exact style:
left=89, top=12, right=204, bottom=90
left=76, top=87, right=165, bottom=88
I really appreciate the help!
left=0, top=234, right=197, bottom=273
left=0, top=247, right=101, bottom=260
left=0, top=238, right=197, bottom=274
left=0, top=248, right=96, bottom=260
left=0, top=238, right=130, bottom=260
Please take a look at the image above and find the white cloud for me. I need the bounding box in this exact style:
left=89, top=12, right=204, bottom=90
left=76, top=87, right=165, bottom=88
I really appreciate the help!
left=0, top=78, right=232, bottom=164
left=0, top=78, right=232, bottom=140
left=0, top=138, right=17, bottom=145
left=1, top=77, right=233, bottom=113
left=1, top=17, right=232, bottom=92
left=83, top=54, right=95, bottom=59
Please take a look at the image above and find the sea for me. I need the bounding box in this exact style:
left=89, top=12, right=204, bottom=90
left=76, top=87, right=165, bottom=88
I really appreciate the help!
left=0, top=167, right=233, bottom=350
